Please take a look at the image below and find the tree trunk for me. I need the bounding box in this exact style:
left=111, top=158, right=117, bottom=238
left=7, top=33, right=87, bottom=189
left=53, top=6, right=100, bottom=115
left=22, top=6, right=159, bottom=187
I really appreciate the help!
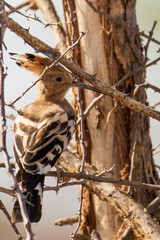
left=64, top=0, right=158, bottom=239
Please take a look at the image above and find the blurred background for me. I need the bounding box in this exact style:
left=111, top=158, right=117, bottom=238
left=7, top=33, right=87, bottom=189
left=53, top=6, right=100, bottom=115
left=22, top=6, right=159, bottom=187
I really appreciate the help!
left=1, top=1, right=160, bottom=239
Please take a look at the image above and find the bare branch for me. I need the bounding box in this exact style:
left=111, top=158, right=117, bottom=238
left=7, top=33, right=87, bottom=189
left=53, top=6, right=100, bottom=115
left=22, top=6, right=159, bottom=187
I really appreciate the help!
left=6, top=17, right=160, bottom=121
left=84, top=182, right=160, bottom=240
left=134, top=82, right=160, bottom=95
left=5, top=2, right=61, bottom=30
left=34, top=0, right=67, bottom=51
left=140, top=31, right=160, bottom=47
left=0, top=200, right=22, bottom=239
left=6, top=1, right=32, bottom=14
left=47, top=170, right=160, bottom=191
left=54, top=216, right=78, bottom=226
left=0, top=3, right=33, bottom=239
left=1, top=151, right=160, bottom=192
left=7, top=17, right=59, bottom=56
left=76, top=94, right=104, bottom=125
left=144, top=21, right=157, bottom=63
left=0, top=186, right=14, bottom=196
left=45, top=151, right=160, bottom=191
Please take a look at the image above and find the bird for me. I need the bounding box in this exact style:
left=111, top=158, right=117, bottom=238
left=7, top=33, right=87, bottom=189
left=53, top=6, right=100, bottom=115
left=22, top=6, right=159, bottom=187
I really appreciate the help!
left=10, top=53, right=99, bottom=223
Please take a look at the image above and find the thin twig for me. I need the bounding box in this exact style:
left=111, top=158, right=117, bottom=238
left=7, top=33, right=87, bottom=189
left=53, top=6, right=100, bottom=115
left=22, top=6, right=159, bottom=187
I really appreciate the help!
left=8, top=65, right=49, bottom=106
left=76, top=94, right=104, bottom=125
left=5, top=2, right=60, bottom=28
left=78, top=90, right=86, bottom=172
left=44, top=180, right=84, bottom=192
left=144, top=21, right=157, bottom=63
left=153, top=150, right=160, bottom=156
left=0, top=186, right=14, bottom=196
left=54, top=215, right=78, bottom=226
left=152, top=144, right=160, bottom=152
left=151, top=102, right=160, bottom=109
left=127, top=135, right=137, bottom=194
left=0, top=3, right=34, bottom=239
left=140, top=31, right=160, bottom=47
left=47, top=170, right=160, bottom=191
left=52, top=31, right=86, bottom=67
left=115, top=56, right=160, bottom=89
left=0, top=200, right=22, bottom=239
left=6, top=1, right=31, bottom=14
left=134, top=82, right=160, bottom=95
left=34, top=0, right=67, bottom=52
left=71, top=185, right=85, bottom=238
left=1, top=164, right=159, bottom=192
left=5, top=102, right=21, bottom=113
left=104, top=100, right=117, bottom=128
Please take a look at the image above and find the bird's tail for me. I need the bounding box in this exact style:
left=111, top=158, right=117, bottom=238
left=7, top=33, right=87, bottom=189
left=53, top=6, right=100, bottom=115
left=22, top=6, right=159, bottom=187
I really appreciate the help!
left=11, top=176, right=44, bottom=223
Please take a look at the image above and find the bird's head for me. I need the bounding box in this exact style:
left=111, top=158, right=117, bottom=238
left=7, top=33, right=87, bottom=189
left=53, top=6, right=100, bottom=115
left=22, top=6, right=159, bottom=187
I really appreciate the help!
left=10, top=53, right=102, bottom=100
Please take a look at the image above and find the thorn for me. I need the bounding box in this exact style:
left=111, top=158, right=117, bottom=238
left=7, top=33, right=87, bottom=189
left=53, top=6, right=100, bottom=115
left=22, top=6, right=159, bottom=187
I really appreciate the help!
left=24, top=27, right=30, bottom=32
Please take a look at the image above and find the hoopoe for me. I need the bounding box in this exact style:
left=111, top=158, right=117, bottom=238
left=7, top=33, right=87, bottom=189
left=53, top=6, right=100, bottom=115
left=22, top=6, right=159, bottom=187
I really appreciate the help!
left=10, top=53, right=98, bottom=223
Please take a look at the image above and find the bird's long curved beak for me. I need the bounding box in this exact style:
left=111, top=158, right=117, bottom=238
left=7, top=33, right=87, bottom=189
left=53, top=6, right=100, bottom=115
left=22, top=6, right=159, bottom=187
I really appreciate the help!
left=72, top=80, right=104, bottom=95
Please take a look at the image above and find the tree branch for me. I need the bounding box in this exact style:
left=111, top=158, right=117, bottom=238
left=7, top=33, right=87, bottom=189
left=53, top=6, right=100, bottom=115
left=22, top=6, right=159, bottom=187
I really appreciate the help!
left=34, top=0, right=67, bottom=51
left=1, top=150, right=160, bottom=193
left=0, top=200, right=22, bottom=239
left=6, top=17, right=160, bottom=121
left=84, top=182, right=160, bottom=240
left=0, top=3, right=34, bottom=239
left=144, top=21, right=157, bottom=62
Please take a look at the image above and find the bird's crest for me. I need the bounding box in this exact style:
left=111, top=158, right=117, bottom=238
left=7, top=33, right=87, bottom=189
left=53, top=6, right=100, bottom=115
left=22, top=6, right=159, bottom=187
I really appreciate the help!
left=10, top=53, right=55, bottom=75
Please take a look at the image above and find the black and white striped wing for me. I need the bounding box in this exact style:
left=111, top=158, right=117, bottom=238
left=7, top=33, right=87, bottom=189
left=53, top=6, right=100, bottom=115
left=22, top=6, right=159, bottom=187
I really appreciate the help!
left=14, top=112, right=75, bottom=175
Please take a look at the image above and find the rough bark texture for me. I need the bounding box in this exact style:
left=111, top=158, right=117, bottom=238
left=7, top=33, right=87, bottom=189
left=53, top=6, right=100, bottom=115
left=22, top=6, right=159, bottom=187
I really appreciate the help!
left=73, top=0, right=157, bottom=239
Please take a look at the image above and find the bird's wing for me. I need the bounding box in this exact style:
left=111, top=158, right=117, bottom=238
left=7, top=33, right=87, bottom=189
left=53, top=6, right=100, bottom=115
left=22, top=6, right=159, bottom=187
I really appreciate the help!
left=14, top=111, right=74, bottom=175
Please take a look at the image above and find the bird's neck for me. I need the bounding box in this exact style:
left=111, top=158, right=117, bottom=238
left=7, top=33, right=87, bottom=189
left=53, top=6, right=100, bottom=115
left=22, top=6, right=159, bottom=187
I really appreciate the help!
left=37, top=88, right=68, bottom=103
left=34, top=94, right=75, bottom=119
left=37, top=82, right=68, bottom=103
left=37, top=92, right=65, bottom=103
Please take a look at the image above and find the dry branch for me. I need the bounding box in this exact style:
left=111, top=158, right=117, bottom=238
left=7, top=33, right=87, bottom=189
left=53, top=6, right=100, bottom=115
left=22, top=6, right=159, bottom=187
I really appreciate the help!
left=0, top=200, right=22, bottom=239
left=1, top=150, right=160, bottom=193
left=6, top=17, right=160, bottom=121
left=55, top=151, right=160, bottom=191
left=0, top=3, right=34, bottom=239
left=85, top=182, right=160, bottom=240
left=54, top=152, right=160, bottom=239
left=54, top=216, right=78, bottom=226
left=34, top=0, right=67, bottom=51
left=144, top=21, right=157, bottom=62
left=0, top=186, right=14, bottom=196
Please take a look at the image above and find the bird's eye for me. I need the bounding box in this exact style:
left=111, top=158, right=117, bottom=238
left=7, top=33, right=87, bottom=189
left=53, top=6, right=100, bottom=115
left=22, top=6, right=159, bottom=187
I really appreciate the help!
left=56, top=77, right=62, bottom=82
